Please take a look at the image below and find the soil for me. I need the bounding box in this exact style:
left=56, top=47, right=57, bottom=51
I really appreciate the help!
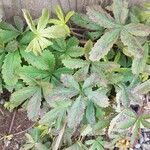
left=0, top=105, right=33, bottom=150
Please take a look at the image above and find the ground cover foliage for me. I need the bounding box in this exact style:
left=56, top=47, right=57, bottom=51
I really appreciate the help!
left=0, top=0, right=150, bottom=149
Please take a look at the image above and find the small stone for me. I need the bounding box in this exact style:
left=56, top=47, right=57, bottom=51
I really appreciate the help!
left=0, top=98, right=5, bottom=105
left=135, top=144, right=141, bottom=149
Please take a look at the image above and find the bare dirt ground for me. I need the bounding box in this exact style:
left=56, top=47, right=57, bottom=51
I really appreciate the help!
left=0, top=105, right=33, bottom=150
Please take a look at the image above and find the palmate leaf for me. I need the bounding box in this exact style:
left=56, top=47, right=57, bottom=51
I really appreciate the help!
left=67, top=96, right=86, bottom=129
left=18, top=66, right=49, bottom=82
left=45, top=87, right=78, bottom=106
left=21, top=48, right=55, bottom=71
left=8, top=86, right=39, bottom=109
left=2, top=51, right=21, bottom=88
left=87, top=0, right=150, bottom=61
left=0, top=21, right=20, bottom=43
left=89, top=29, right=120, bottom=61
left=108, top=109, right=137, bottom=138
left=8, top=78, right=52, bottom=120
left=39, top=100, right=71, bottom=125
left=51, top=37, right=84, bottom=59
left=22, top=8, right=66, bottom=55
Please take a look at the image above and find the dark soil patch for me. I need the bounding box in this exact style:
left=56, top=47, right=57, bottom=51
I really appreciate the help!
left=0, top=105, right=33, bottom=150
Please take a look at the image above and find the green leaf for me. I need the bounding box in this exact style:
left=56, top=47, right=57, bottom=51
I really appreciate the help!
left=5, top=40, right=18, bottom=52
left=2, top=51, right=21, bottom=87
left=65, top=11, right=75, bottom=23
left=21, top=49, right=55, bottom=71
left=86, top=101, right=96, bottom=125
left=19, top=66, right=49, bottom=82
left=71, top=12, right=103, bottom=30
left=14, top=16, right=24, bottom=32
left=40, top=25, right=66, bottom=39
left=55, top=5, right=64, bottom=22
left=0, top=21, right=18, bottom=31
left=37, top=8, right=49, bottom=31
left=0, top=53, right=5, bottom=69
left=83, top=73, right=101, bottom=89
left=113, top=0, right=129, bottom=24
left=74, top=65, right=90, bottom=81
left=53, top=67, right=73, bottom=79
left=133, top=79, right=150, bottom=95
left=9, top=86, right=38, bottom=108
left=145, top=65, right=150, bottom=74
left=141, top=119, right=150, bottom=129
left=132, top=43, right=149, bottom=74
left=83, top=40, right=93, bottom=60
left=86, top=6, right=117, bottom=29
left=45, top=88, right=78, bottom=106
left=130, top=120, right=141, bottom=145
left=35, top=143, right=49, bottom=150
left=22, top=9, right=36, bottom=33
left=20, top=31, right=34, bottom=45
left=26, top=36, right=52, bottom=55
left=67, top=96, right=85, bottom=129
left=39, top=100, right=71, bottom=125
left=66, top=46, right=84, bottom=58
left=23, top=8, right=66, bottom=55
left=115, top=84, right=129, bottom=111
left=87, top=137, right=104, bottom=150
left=60, top=74, right=80, bottom=91
left=0, top=29, right=19, bottom=43
left=27, top=88, right=42, bottom=120
left=125, top=23, right=150, bottom=37
left=108, top=109, right=137, bottom=138
left=120, top=30, right=144, bottom=58
left=87, top=90, right=109, bottom=108
left=89, top=29, right=120, bottom=61
left=62, top=58, right=89, bottom=69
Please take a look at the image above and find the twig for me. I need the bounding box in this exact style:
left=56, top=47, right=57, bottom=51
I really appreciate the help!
left=13, top=123, right=36, bottom=136
left=8, top=110, right=17, bottom=134
left=71, top=30, right=85, bottom=38
left=0, top=108, right=4, bottom=116
left=2, top=110, right=16, bottom=150
left=70, top=27, right=87, bottom=31
left=53, top=121, right=67, bottom=150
